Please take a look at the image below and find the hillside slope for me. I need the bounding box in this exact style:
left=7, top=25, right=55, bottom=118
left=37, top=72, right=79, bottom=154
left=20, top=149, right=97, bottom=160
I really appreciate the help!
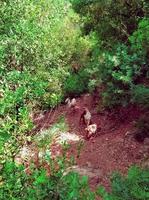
left=33, top=93, right=148, bottom=190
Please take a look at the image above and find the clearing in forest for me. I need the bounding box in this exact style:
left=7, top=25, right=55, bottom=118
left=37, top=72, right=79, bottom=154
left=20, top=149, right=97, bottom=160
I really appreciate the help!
left=32, top=93, right=148, bottom=190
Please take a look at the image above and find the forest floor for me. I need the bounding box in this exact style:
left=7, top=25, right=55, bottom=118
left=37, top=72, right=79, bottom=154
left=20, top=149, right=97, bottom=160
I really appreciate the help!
left=33, top=93, right=149, bottom=193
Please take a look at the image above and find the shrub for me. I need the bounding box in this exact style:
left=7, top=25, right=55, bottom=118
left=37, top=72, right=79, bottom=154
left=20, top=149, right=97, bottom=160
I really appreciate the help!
left=96, top=44, right=144, bottom=107
left=71, top=1, right=149, bottom=108
left=90, top=41, right=149, bottom=108
left=131, top=85, right=149, bottom=108
left=63, top=68, right=90, bottom=96
left=72, top=1, right=149, bottom=47
left=98, top=166, right=149, bottom=200
left=0, top=161, right=97, bottom=200
left=130, top=18, right=149, bottom=58
left=0, top=0, right=88, bottom=161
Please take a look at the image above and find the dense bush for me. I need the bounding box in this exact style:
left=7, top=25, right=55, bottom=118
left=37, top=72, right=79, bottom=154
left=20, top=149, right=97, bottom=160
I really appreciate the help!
left=1, top=0, right=149, bottom=199
left=0, top=1, right=97, bottom=199
left=63, top=68, right=90, bottom=96
left=131, top=84, right=149, bottom=107
left=0, top=0, right=79, bottom=106
left=88, top=44, right=146, bottom=107
left=98, top=166, right=149, bottom=200
left=0, top=161, right=96, bottom=200
left=0, top=0, right=91, bottom=159
left=71, top=0, right=149, bottom=46
left=72, top=0, right=149, bottom=108
left=130, top=18, right=149, bottom=58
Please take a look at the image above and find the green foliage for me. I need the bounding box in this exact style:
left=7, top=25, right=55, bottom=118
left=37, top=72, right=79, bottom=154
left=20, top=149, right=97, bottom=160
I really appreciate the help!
left=72, top=0, right=149, bottom=47
left=71, top=0, right=149, bottom=108
left=0, top=161, right=97, bottom=200
left=0, top=1, right=99, bottom=198
left=0, top=0, right=78, bottom=71
left=94, top=44, right=144, bottom=107
left=1, top=0, right=149, bottom=199
left=130, top=18, right=149, bottom=56
left=0, top=0, right=81, bottom=107
left=60, top=172, right=95, bottom=200
left=0, top=0, right=87, bottom=161
left=63, top=69, right=90, bottom=96
left=131, top=85, right=149, bottom=107
left=34, top=116, right=68, bottom=149
left=98, top=166, right=149, bottom=200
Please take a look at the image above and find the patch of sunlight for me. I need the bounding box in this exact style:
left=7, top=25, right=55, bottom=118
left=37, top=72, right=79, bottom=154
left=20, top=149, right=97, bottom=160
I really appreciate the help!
left=55, top=132, right=83, bottom=144
left=15, top=116, right=82, bottom=165
left=33, top=115, right=69, bottom=149
left=63, top=165, right=100, bottom=178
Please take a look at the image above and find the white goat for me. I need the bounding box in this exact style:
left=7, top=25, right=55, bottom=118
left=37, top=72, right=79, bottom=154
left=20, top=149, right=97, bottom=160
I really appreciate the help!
left=85, top=124, right=97, bottom=139
left=65, top=98, right=77, bottom=108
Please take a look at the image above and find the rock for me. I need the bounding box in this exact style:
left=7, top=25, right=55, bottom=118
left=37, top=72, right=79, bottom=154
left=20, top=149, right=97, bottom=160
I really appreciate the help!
left=63, top=165, right=100, bottom=178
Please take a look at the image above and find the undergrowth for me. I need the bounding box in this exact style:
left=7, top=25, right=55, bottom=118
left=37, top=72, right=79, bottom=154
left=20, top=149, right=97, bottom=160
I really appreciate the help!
left=98, top=166, right=149, bottom=200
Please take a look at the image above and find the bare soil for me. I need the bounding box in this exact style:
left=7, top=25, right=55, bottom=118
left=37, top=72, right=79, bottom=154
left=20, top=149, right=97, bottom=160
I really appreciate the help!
left=33, top=93, right=148, bottom=192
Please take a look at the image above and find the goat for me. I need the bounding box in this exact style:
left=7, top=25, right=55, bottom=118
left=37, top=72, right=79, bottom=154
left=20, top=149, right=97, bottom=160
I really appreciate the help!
left=80, top=107, right=92, bottom=126
left=85, top=124, right=97, bottom=139
left=65, top=98, right=76, bottom=107
left=65, top=98, right=77, bottom=112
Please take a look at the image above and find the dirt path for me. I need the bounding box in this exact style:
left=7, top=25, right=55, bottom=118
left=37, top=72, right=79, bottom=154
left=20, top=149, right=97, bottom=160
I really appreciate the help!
left=33, top=93, right=148, bottom=191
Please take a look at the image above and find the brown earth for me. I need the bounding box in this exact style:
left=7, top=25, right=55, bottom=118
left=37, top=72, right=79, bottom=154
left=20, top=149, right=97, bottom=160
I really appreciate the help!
left=33, top=93, right=148, bottom=193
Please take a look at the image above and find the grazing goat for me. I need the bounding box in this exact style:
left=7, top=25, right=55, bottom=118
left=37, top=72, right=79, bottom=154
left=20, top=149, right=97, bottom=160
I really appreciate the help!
left=85, top=124, right=97, bottom=139
left=80, top=107, right=92, bottom=126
